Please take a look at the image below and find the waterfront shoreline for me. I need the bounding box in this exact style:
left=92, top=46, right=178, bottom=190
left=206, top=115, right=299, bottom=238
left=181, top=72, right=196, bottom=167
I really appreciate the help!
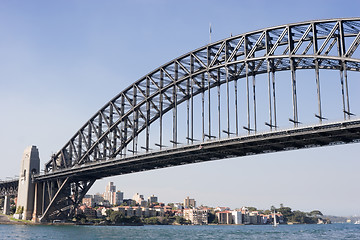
left=0, top=213, right=333, bottom=227
left=0, top=222, right=359, bottom=239
left=0, top=214, right=34, bottom=225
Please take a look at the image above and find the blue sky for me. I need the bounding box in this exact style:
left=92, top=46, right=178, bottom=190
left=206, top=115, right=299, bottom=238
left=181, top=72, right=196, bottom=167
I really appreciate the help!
left=0, top=0, right=359, bottom=216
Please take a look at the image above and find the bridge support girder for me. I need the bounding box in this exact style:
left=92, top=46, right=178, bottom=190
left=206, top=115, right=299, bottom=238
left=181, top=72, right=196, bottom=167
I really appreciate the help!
left=3, top=195, right=10, bottom=215
left=38, top=177, right=95, bottom=222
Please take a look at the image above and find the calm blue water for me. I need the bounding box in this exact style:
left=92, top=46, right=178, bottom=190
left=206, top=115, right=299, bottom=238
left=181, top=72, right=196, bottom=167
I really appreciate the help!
left=0, top=224, right=359, bottom=240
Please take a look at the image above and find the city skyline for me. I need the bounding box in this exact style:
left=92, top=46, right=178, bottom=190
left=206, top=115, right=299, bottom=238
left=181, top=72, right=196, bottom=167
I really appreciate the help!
left=0, top=0, right=359, bottom=217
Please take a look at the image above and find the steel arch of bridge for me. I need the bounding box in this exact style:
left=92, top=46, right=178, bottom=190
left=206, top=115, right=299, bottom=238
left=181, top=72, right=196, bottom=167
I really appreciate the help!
left=45, top=18, right=360, bottom=173
left=34, top=17, right=360, bottom=222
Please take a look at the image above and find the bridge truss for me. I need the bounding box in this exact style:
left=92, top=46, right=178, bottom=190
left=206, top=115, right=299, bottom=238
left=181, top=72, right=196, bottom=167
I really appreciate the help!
left=0, top=179, right=18, bottom=197
left=31, top=18, right=360, bottom=221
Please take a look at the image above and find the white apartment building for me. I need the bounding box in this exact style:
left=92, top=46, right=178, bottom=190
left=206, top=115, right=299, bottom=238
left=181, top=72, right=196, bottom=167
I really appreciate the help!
left=232, top=211, right=242, bottom=224
left=183, top=209, right=208, bottom=225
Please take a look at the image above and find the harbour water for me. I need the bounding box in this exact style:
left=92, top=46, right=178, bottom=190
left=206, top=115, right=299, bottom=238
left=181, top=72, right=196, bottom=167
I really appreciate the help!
left=1, top=223, right=360, bottom=240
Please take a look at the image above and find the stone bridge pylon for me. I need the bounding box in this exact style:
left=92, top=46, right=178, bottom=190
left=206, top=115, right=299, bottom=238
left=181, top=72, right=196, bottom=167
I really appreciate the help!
left=14, top=146, right=40, bottom=220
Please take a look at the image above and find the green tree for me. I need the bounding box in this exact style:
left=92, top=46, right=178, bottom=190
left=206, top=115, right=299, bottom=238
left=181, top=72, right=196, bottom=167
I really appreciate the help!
left=105, top=209, right=114, bottom=217
left=208, top=212, right=218, bottom=224
left=15, top=206, right=24, bottom=214
left=175, top=216, right=189, bottom=224
left=128, top=216, right=142, bottom=224
left=143, top=217, right=160, bottom=225
left=75, top=213, right=87, bottom=223
left=158, top=216, right=171, bottom=225
left=263, top=209, right=272, bottom=215
left=247, top=207, right=257, bottom=212
left=10, top=205, right=16, bottom=215
left=109, top=211, right=125, bottom=223
left=289, top=211, right=317, bottom=224
left=277, top=206, right=293, bottom=222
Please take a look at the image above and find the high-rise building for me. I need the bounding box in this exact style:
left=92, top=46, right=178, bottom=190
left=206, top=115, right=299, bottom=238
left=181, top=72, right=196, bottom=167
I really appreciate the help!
left=104, top=182, right=123, bottom=205
left=114, top=191, right=124, bottom=205
left=133, top=193, right=144, bottom=205
left=105, top=182, right=116, bottom=193
left=184, top=196, right=196, bottom=208
left=148, top=194, right=158, bottom=205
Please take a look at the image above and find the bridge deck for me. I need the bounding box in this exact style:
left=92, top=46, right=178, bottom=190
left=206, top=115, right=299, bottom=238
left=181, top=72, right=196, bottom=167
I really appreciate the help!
left=34, top=119, right=360, bottom=182
left=0, top=179, right=19, bottom=196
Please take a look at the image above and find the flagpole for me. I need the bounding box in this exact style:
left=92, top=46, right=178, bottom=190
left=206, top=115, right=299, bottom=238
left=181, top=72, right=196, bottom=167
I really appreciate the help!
left=209, top=23, right=212, bottom=44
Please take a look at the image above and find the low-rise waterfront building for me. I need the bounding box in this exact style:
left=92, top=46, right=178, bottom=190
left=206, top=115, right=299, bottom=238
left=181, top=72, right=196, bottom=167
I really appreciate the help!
left=163, top=205, right=172, bottom=213
left=96, top=207, right=105, bottom=217
left=232, top=211, right=242, bottom=224
left=155, top=208, right=165, bottom=217
left=78, top=205, right=97, bottom=219
left=262, top=214, right=269, bottom=224
left=103, top=200, right=111, bottom=207
left=249, top=212, right=261, bottom=224
left=101, top=207, right=109, bottom=216
left=173, top=203, right=184, bottom=209
left=142, top=207, right=156, bottom=217
left=173, top=209, right=183, bottom=217
left=123, top=199, right=136, bottom=206
left=216, top=211, right=233, bottom=224
left=183, top=208, right=208, bottom=225
left=134, top=207, right=142, bottom=217
left=82, top=194, right=107, bottom=208
left=215, top=206, right=230, bottom=212
left=82, top=195, right=94, bottom=207
left=126, top=206, right=134, bottom=217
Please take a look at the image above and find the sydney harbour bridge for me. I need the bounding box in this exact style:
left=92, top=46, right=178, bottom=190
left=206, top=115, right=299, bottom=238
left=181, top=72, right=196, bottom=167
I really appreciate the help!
left=1, top=18, right=360, bottom=222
